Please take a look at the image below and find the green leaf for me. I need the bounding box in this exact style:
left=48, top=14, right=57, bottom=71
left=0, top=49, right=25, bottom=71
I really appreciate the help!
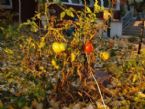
left=17, top=96, right=26, bottom=108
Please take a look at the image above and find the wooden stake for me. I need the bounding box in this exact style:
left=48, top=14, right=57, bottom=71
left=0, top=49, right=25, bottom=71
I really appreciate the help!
left=138, top=19, right=144, bottom=54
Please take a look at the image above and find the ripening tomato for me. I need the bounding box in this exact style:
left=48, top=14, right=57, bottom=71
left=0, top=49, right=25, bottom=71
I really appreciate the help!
left=100, top=52, right=110, bottom=61
left=84, top=41, right=94, bottom=54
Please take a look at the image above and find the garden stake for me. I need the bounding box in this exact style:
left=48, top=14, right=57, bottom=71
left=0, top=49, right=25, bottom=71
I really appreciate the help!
left=138, top=19, right=144, bottom=54
left=91, top=72, right=107, bottom=109
left=86, top=54, right=106, bottom=109
left=18, top=0, right=22, bottom=23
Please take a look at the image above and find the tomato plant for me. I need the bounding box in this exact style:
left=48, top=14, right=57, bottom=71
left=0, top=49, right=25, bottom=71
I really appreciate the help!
left=1, top=0, right=145, bottom=109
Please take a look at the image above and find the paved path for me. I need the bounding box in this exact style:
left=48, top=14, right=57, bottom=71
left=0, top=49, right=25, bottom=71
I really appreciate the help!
left=123, top=20, right=145, bottom=36
left=123, top=13, right=145, bottom=36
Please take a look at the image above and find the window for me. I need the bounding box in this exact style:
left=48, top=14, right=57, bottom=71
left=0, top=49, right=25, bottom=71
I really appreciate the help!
left=103, top=0, right=109, bottom=7
left=98, top=0, right=101, bottom=6
left=60, top=0, right=94, bottom=6
left=82, top=0, right=90, bottom=5
left=61, top=0, right=69, bottom=2
left=61, top=0, right=83, bottom=5
left=0, top=0, right=12, bottom=9
left=71, top=0, right=80, bottom=4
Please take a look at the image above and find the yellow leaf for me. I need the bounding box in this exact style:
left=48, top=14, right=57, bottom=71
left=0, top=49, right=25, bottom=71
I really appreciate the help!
left=86, top=6, right=92, bottom=13
left=30, top=42, right=36, bottom=48
left=60, top=12, right=65, bottom=20
left=137, top=92, right=145, bottom=98
left=51, top=59, right=57, bottom=66
left=4, top=48, right=14, bottom=55
left=100, top=6, right=104, bottom=11
left=132, top=74, right=137, bottom=83
left=141, top=48, right=145, bottom=55
left=103, top=10, right=111, bottom=21
left=66, top=10, right=74, bottom=18
left=39, top=66, right=44, bottom=71
left=97, top=102, right=110, bottom=109
left=55, top=65, right=59, bottom=69
left=0, top=100, right=3, bottom=108
left=31, top=21, right=39, bottom=32
left=94, top=0, right=101, bottom=13
left=71, top=52, right=76, bottom=62
left=27, top=36, right=32, bottom=43
left=51, top=59, right=59, bottom=69
left=36, top=13, right=41, bottom=19
left=38, top=37, right=45, bottom=49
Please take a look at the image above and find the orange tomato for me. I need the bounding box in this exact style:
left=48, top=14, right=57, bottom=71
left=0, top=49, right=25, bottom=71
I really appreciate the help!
left=84, top=41, right=94, bottom=54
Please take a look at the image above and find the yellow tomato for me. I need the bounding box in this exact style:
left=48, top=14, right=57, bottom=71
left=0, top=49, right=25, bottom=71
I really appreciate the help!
left=59, top=43, right=66, bottom=52
left=52, top=42, right=61, bottom=53
left=100, top=52, right=110, bottom=61
left=52, top=42, right=66, bottom=53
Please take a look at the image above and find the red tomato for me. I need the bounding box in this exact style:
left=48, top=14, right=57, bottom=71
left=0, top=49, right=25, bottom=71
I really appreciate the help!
left=84, top=41, right=94, bottom=54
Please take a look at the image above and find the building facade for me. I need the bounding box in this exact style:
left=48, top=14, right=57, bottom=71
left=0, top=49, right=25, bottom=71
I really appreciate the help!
left=1, top=0, right=135, bottom=37
left=0, top=0, right=125, bottom=21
